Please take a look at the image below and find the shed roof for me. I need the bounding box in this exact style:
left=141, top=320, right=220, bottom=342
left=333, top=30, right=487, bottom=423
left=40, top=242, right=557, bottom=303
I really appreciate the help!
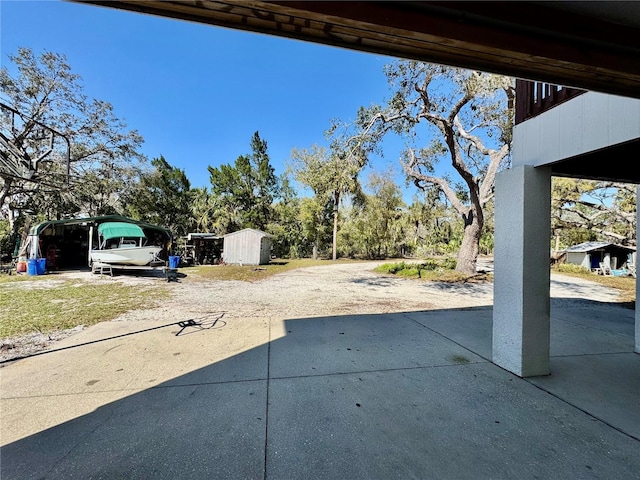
left=29, top=215, right=171, bottom=238
left=223, top=228, right=273, bottom=239
left=564, top=241, right=636, bottom=253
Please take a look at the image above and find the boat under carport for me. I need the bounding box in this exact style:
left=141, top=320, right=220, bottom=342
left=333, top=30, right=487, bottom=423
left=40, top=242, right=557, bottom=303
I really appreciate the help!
left=23, top=215, right=172, bottom=271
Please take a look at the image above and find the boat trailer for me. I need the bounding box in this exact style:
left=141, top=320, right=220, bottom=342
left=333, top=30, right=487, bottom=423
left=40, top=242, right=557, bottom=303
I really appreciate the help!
left=91, top=262, right=179, bottom=282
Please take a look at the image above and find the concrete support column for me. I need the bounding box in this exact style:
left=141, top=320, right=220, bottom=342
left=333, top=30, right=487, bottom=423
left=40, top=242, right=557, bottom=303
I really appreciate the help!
left=636, top=185, right=640, bottom=354
left=493, top=165, right=552, bottom=377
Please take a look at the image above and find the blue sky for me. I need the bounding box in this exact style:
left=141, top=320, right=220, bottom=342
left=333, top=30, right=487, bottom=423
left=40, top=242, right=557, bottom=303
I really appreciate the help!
left=1, top=0, right=421, bottom=199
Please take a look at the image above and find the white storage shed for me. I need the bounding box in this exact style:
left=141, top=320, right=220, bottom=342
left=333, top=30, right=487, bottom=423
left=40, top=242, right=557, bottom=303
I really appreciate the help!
left=222, top=228, right=273, bottom=265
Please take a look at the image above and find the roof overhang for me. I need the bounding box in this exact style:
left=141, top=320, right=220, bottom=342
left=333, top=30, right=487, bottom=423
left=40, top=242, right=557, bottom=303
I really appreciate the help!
left=564, top=242, right=636, bottom=253
left=223, top=228, right=273, bottom=238
left=549, top=138, right=640, bottom=184
left=30, top=215, right=172, bottom=237
left=72, top=1, right=640, bottom=99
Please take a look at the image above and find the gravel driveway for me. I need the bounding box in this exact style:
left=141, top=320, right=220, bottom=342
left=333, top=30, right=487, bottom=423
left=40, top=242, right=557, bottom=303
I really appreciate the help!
left=1, top=259, right=625, bottom=362
left=134, top=259, right=623, bottom=320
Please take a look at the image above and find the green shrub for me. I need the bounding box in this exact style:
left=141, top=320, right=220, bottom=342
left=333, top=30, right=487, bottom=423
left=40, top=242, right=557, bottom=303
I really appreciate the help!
left=439, top=257, right=457, bottom=270
left=397, top=267, right=420, bottom=277
left=418, top=257, right=457, bottom=271
left=0, top=220, right=14, bottom=255
left=419, top=259, right=438, bottom=271
left=377, top=262, right=409, bottom=274
left=375, top=258, right=457, bottom=278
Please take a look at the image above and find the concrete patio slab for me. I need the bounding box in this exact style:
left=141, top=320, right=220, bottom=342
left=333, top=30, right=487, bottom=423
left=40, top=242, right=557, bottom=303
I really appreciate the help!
left=530, top=353, right=640, bottom=440
left=267, top=363, right=639, bottom=480
left=1, top=315, right=270, bottom=446
left=1, top=315, right=270, bottom=397
left=1, top=304, right=639, bottom=479
left=2, top=380, right=267, bottom=480
left=404, top=307, right=494, bottom=359
left=407, top=302, right=636, bottom=359
left=551, top=301, right=636, bottom=337
left=269, top=313, right=486, bottom=378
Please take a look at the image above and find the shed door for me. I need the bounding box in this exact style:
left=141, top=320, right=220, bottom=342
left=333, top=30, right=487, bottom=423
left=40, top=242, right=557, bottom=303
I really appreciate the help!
left=260, top=238, right=270, bottom=264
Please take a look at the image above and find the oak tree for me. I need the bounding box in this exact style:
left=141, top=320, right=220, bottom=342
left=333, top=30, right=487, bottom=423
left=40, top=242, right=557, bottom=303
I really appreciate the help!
left=352, top=61, right=514, bottom=274
left=0, top=48, right=144, bottom=234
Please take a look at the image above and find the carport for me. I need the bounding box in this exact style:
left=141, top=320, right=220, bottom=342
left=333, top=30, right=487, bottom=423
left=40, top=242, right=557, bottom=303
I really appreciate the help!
left=25, top=215, right=172, bottom=270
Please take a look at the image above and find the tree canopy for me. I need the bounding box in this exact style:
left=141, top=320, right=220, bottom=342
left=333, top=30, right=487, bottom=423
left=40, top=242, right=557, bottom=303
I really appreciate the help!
left=349, top=61, right=514, bottom=274
left=552, top=178, right=636, bottom=249
left=1, top=48, right=635, bottom=266
left=121, top=155, right=192, bottom=237
left=289, top=142, right=365, bottom=260
left=208, top=131, right=280, bottom=233
left=0, top=47, right=144, bottom=233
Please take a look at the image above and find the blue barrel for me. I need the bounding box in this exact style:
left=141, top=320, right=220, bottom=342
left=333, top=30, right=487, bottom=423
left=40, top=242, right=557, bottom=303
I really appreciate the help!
left=168, top=256, right=180, bottom=269
left=37, top=258, right=46, bottom=275
left=27, top=259, right=38, bottom=276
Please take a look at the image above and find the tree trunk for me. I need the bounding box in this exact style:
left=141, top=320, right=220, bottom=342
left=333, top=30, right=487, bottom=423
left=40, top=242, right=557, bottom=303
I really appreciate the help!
left=456, top=207, right=482, bottom=275
left=0, top=178, right=12, bottom=213
left=8, top=207, right=17, bottom=233
left=313, top=211, right=323, bottom=260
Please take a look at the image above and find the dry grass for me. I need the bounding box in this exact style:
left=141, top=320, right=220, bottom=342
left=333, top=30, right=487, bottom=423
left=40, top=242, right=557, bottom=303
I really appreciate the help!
left=417, top=270, right=494, bottom=283
left=0, top=275, right=167, bottom=338
left=373, top=259, right=492, bottom=283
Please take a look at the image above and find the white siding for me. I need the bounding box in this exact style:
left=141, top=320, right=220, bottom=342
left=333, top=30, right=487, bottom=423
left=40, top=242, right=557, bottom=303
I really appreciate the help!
left=513, top=92, right=640, bottom=168
left=223, top=229, right=272, bottom=265
left=566, top=252, right=588, bottom=268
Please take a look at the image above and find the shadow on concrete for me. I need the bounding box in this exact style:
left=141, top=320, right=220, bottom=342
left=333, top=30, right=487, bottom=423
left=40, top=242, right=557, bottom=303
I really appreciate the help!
left=2, top=301, right=639, bottom=480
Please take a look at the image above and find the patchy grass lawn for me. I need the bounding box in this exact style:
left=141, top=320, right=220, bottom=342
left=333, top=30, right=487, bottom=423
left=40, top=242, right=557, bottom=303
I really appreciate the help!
left=0, top=275, right=166, bottom=338
left=0, top=259, right=362, bottom=339
left=374, top=259, right=492, bottom=283
left=182, top=258, right=369, bottom=283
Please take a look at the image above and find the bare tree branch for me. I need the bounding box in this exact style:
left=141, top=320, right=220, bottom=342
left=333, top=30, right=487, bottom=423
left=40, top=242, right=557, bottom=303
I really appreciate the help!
left=402, top=149, right=466, bottom=214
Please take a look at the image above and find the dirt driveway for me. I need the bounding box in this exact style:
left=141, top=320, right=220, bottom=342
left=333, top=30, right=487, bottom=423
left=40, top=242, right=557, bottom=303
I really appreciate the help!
left=120, top=259, right=622, bottom=320
left=1, top=259, right=624, bottom=362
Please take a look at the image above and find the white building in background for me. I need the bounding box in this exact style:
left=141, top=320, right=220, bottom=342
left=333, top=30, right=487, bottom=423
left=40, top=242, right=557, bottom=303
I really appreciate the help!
left=222, top=228, right=273, bottom=266
left=563, top=241, right=635, bottom=272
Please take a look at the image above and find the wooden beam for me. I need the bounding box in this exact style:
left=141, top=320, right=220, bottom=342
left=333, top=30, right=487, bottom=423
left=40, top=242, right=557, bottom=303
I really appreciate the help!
left=73, top=1, right=640, bottom=98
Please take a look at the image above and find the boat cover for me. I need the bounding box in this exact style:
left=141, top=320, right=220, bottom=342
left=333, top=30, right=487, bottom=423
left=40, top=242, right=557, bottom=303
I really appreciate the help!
left=98, top=222, right=146, bottom=240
